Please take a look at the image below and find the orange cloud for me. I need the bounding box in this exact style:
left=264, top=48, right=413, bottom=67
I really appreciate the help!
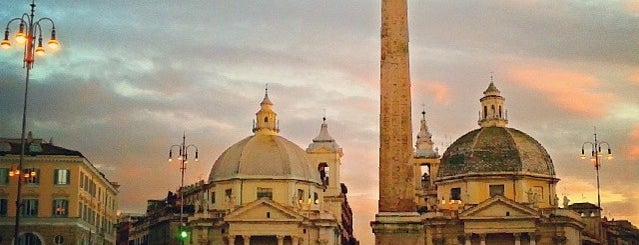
left=625, top=0, right=639, bottom=14
left=629, top=70, right=639, bottom=85
left=414, top=80, right=451, bottom=105
left=506, top=66, right=615, bottom=117
left=627, top=124, right=639, bottom=159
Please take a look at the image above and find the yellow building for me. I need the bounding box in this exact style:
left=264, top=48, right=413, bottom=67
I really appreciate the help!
left=0, top=133, right=119, bottom=245
left=125, top=91, right=358, bottom=245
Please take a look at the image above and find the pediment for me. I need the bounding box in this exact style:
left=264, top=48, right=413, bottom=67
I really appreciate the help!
left=224, top=199, right=305, bottom=222
left=460, top=195, right=539, bottom=219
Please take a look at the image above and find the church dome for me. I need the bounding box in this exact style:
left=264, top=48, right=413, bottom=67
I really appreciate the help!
left=208, top=90, right=321, bottom=184
left=208, top=133, right=321, bottom=183
left=438, top=126, right=555, bottom=178
left=438, top=82, right=555, bottom=179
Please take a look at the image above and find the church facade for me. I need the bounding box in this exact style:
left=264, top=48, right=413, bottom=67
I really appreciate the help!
left=372, top=0, right=638, bottom=244
left=122, top=92, right=358, bottom=245
left=405, top=83, right=586, bottom=245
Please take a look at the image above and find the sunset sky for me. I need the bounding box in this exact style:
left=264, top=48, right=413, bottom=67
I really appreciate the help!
left=1, top=1, right=638, bottom=244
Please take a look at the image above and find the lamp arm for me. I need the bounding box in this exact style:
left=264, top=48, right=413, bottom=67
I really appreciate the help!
left=5, top=18, right=25, bottom=29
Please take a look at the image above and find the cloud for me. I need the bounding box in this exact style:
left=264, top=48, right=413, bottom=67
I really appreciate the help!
left=630, top=70, right=639, bottom=85
left=625, top=0, right=639, bottom=14
left=505, top=65, right=616, bottom=117
left=414, top=80, right=451, bottom=106
left=625, top=124, right=639, bottom=159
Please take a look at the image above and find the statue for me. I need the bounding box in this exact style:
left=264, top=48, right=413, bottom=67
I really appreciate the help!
left=563, top=196, right=570, bottom=208
left=526, top=188, right=535, bottom=203
left=553, top=195, right=559, bottom=208
left=194, top=199, right=201, bottom=213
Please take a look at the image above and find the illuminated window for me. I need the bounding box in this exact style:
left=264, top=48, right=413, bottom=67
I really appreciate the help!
left=52, top=199, right=68, bottom=217
left=24, top=168, right=40, bottom=184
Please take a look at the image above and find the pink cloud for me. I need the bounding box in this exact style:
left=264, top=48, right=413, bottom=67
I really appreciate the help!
left=625, top=0, right=639, bottom=14
left=505, top=66, right=616, bottom=117
left=629, top=70, right=639, bottom=85
left=626, top=124, right=639, bottom=159
left=413, top=80, right=451, bottom=105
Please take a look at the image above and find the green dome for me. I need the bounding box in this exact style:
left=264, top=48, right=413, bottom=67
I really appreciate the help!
left=438, top=126, right=555, bottom=178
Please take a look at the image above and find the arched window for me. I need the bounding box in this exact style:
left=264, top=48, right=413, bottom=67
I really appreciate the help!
left=318, top=162, right=329, bottom=186
left=483, top=106, right=487, bottom=119
left=264, top=117, right=268, bottom=123
left=17, top=233, right=42, bottom=245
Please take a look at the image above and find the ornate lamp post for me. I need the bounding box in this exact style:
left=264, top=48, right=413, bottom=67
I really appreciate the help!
left=2, top=0, right=60, bottom=243
left=168, top=133, right=199, bottom=244
left=580, top=129, right=613, bottom=210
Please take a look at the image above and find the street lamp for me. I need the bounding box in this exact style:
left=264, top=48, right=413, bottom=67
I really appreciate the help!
left=580, top=129, right=613, bottom=210
left=168, top=133, right=199, bottom=244
left=2, top=1, right=61, bottom=244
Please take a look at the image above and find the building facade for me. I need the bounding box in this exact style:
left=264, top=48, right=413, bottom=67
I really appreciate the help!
left=120, top=92, right=358, bottom=245
left=0, top=133, right=119, bottom=245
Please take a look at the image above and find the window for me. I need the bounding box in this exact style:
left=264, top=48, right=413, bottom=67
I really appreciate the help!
left=22, top=199, right=38, bottom=217
left=19, top=233, right=42, bottom=245
left=257, top=188, right=273, bottom=200
left=313, top=192, right=319, bottom=204
left=0, top=168, right=8, bottom=185
left=297, top=189, right=304, bottom=202
left=0, top=198, right=7, bottom=216
left=24, top=168, right=40, bottom=184
left=225, top=189, right=232, bottom=202
left=318, top=163, right=329, bottom=186
left=52, top=199, right=69, bottom=217
left=79, top=172, right=84, bottom=188
left=54, top=169, right=70, bottom=185
left=489, top=184, right=505, bottom=197
left=450, top=188, right=461, bottom=200
left=210, top=192, right=216, bottom=204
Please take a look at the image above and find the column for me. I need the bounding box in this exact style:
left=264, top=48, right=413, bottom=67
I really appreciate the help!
left=479, top=234, right=486, bottom=245
left=277, top=235, right=284, bottom=245
left=227, top=235, right=235, bottom=245
left=242, top=235, right=251, bottom=245
left=464, top=234, right=472, bottom=245
left=529, top=233, right=536, bottom=245
left=292, top=236, right=300, bottom=245
left=514, top=233, right=521, bottom=245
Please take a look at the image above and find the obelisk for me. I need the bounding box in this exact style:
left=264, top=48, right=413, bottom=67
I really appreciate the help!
left=378, top=0, right=414, bottom=213
left=372, top=0, right=423, bottom=243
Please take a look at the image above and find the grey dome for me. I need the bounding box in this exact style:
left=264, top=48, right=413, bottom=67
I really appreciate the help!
left=438, top=126, right=555, bottom=178
left=208, top=133, right=321, bottom=184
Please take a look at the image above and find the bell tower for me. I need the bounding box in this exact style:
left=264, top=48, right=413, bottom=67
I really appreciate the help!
left=371, top=0, right=424, bottom=244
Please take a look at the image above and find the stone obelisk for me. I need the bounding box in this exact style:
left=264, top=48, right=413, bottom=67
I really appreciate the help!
left=372, top=0, right=423, bottom=243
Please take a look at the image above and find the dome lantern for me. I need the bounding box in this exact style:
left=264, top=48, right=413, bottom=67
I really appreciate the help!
left=253, top=87, right=280, bottom=134
left=478, top=78, right=508, bottom=127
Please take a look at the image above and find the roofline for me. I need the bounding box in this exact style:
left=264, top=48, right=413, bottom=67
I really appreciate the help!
left=436, top=171, right=559, bottom=184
